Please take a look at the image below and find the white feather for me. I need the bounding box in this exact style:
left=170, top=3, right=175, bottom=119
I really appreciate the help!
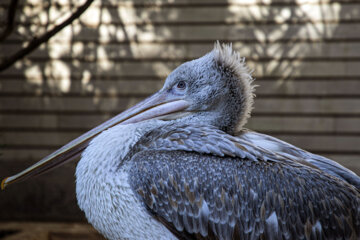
left=76, top=120, right=176, bottom=240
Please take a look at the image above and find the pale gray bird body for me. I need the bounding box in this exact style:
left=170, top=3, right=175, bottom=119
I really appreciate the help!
left=3, top=43, right=360, bottom=240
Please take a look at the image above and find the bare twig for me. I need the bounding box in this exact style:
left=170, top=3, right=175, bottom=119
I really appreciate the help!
left=0, top=0, right=19, bottom=42
left=0, top=0, right=94, bottom=72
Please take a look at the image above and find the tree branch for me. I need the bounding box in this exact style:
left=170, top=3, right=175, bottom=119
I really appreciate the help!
left=0, top=0, right=19, bottom=42
left=0, top=0, right=94, bottom=72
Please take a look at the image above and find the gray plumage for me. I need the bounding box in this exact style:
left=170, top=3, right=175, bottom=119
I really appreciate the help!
left=126, top=124, right=360, bottom=240
left=129, top=151, right=359, bottom=240
left=75, top=42, right=360, bottom=239
left=129, top=123, right=360, bottom=188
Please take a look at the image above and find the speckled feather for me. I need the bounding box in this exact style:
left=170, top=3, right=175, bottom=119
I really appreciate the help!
left=128, top=149, right=360, bottom=240
left=74, top=43, right=360, bottom=240
left=126, top=123, right=290, bottom=164
left=126, top=123, right=360, bottom=187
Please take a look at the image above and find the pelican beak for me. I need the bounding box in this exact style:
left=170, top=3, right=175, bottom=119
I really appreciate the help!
left=1, top=91, right=190, bottom=190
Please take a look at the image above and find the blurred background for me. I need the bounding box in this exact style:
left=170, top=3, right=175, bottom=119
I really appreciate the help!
left=0, top=0, right=359, bottom=239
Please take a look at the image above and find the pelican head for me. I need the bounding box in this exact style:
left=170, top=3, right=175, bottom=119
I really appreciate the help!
left=160, top=42, right=254, bottom=134
left=1, top=42, right=254, bottom=189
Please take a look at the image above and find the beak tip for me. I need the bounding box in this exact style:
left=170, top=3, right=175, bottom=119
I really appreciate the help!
left=1, top=177, right=8, bottom=190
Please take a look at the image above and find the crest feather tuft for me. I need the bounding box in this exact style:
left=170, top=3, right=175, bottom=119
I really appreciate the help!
left=212, top=41, right=256, bottom=130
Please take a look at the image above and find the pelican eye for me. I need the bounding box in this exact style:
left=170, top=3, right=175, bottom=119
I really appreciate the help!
left=176, top=81, right=186, bottom=90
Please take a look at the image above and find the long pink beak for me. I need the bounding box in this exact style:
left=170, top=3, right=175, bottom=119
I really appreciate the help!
left=1, top=91, right=190, bottom=190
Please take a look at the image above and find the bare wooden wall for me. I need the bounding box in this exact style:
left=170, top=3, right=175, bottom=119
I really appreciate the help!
left=0, top=0, right=359, bottom=221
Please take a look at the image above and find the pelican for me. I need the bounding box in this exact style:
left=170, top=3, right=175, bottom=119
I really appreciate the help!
left=2, top=42, right=360, bottom=240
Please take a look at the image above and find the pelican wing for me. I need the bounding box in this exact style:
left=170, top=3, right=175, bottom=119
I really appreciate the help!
left=128, top=124, right=292, bottom=164
left=129, top=123, right=360, bottom=188
left=128, top=150, right=360, bottom=240
left=239, top=131, right=360, bottom=189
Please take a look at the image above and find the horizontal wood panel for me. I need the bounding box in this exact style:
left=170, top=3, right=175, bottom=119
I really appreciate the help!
left=82, top=4, right=360, bottom=24
left=1, top=60, right=360, bottom=78
left=2, top=42, right=360, bottom=60
left=254, top=98, right=360, bottom=114
left=1, top=114, right=359, bottom=133
left=2, top=3, right=359, bottom=25
left=0, top=79, right=164, bottom=96
left=274, top=134, right=360, bottom=152
left=0, top=149, right=55, bottom=162
left=0, top=114, right=108, bottom=129
left=256, top=80, right=360, bottom=96
left=247, top=116, right=360, bottom=133
left=0, top=96, right=137, bottom=111
left=1, top=132, right=81, bottom=146
left=4, top=0, right=359, bottom=7
left=0, top=160, right=83, bottom=222
left=1, top=79, right=360, bottom=96
left=1, top=97, right=360, bottom=114
left=322, top=154, right=360, bottom=175
left=324, top=154, right=360, bottom=163
left=4, top=23, right=360, bottom=43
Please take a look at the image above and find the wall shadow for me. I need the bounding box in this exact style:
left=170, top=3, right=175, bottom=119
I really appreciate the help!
left=0, top=0, right=359, bottom=221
